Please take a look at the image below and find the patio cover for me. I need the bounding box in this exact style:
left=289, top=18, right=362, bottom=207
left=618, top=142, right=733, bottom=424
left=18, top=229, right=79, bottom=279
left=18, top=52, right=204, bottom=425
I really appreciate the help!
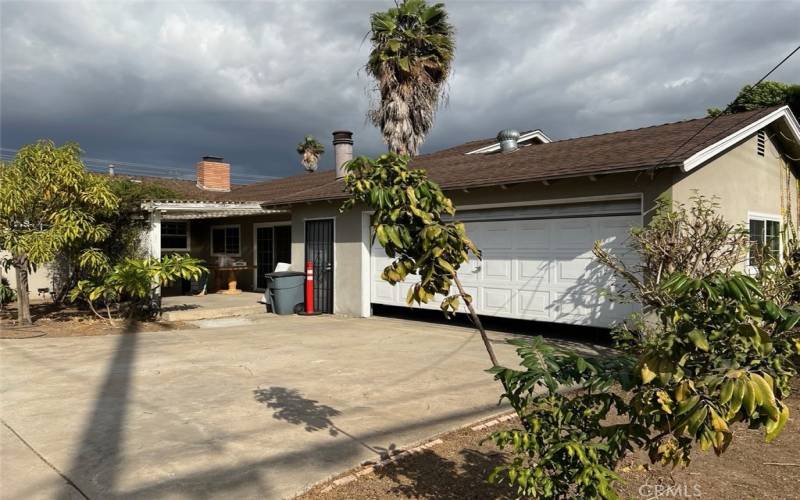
left=141, top=200, right=287, bottom=220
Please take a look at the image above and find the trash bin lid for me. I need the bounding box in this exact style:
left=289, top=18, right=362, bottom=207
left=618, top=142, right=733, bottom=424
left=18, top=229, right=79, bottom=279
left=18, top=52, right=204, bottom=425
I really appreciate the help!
left=265, top=271, right=305, bottom=278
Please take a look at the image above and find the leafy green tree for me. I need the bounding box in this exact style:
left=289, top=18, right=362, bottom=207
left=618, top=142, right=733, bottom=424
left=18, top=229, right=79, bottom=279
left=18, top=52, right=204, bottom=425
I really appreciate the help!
left=296, top=135, right=325, bottom=172
left=0, top=140, right=118, bottom=324
left=366, top=0, right=455, bottom=156
left=50, top=177, right=183, bottom=303
left=487, top=201, right=799, bottom=499
left=341, top=153, right=500, bottom=365
left=708, top=80, right=800, bottom=117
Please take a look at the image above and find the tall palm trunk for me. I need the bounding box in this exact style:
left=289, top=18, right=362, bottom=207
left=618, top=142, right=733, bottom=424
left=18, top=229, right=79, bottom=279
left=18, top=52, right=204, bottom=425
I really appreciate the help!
left=13, top=253, right=32, bottom=325
left=381, top=86, right=414, bottom=156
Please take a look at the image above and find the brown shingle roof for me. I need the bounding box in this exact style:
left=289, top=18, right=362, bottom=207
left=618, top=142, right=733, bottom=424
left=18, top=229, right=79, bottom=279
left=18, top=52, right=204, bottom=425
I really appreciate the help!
left=228, top=106, right=780, bottom=205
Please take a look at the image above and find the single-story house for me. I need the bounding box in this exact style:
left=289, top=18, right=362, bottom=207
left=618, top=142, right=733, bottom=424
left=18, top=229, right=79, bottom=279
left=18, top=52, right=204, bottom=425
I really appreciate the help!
left=7, top=105, right=800, bottom=328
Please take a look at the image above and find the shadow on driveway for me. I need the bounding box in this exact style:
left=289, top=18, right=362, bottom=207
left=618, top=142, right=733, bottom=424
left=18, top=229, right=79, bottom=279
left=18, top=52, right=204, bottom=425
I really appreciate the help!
left=59, top=318, right=139, bottom=499
left=254, top=386, right=399, bottom=460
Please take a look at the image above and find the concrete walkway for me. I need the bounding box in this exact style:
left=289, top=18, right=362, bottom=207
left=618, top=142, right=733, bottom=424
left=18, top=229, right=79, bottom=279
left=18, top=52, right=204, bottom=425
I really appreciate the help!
left=160, top=292, right=265, bottom=322
left=0, top=315, right=539, bottom=499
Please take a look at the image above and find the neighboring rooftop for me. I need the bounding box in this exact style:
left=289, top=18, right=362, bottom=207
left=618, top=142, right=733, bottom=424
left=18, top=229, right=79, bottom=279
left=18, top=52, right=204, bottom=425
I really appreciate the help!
left=227, top=106, right=795, bottom=205
left=102, top=174, right=230, bottom=202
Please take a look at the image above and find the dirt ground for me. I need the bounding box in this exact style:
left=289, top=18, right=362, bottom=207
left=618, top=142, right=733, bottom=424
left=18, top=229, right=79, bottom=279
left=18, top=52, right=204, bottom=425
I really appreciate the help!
left=0, top=302, right=194, bottom=338
left=298, top=380, right=800, bottom=500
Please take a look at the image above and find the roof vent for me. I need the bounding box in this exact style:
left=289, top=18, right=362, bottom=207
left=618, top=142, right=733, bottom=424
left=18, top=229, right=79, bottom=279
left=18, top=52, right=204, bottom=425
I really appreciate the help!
left=496, top=129, right=520, bottom=153
left=756, top=130, right=766, bottom=157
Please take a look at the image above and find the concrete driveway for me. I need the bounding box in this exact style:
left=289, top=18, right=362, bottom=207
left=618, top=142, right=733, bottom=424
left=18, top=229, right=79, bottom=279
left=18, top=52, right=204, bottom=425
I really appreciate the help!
left=0, top=314, right=532, bottom=499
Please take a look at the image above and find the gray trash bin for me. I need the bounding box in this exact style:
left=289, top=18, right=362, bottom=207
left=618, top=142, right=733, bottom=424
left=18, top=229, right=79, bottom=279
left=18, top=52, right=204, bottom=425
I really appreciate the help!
left=265, top=271, right=305, bottom=315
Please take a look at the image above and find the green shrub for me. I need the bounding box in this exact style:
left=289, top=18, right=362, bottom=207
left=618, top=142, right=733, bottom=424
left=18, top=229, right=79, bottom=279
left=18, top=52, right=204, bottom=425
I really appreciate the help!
left=0, top=277, right=16, bottom=309
left=487, top=198, right=799, bottom=499
left=69, top=254, right=207, bottom=323
left=487, top=338, right=639, bottom=499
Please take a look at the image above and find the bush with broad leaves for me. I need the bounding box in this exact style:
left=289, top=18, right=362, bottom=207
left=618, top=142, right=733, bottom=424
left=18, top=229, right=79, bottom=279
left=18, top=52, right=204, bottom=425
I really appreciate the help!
left=486, top=197, right=799, bottom=499
left=69, top=254, right=207, bottom=324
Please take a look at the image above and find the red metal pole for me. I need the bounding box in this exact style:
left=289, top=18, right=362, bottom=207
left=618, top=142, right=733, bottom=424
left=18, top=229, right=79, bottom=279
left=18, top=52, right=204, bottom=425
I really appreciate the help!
left=305, top=261, right=314, bottom=314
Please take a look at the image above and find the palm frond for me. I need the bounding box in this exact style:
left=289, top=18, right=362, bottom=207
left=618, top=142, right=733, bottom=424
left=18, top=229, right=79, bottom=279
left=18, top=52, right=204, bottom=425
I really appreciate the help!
left=366, top=0, right=455, bottom=156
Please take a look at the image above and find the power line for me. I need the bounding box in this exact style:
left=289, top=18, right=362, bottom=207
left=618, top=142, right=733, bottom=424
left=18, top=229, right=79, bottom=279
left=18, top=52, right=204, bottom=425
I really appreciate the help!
left=654, top=44, right=800, bottom=169
left=0, top=148, right=279, bottom=182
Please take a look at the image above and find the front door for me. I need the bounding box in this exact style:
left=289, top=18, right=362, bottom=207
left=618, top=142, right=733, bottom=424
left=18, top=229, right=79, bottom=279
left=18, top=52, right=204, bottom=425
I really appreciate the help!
left=305, top=219, right=334, bottom=313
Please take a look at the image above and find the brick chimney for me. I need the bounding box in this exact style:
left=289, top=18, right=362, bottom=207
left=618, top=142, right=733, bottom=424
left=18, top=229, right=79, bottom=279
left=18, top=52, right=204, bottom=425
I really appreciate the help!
left=196, top=156, right=230, bottom=192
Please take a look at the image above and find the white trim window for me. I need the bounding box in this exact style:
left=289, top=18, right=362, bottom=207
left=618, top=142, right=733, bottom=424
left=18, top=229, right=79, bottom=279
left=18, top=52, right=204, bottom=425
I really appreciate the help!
left=748, top=215, right=781, bottom=266
left=211, top=224, right=241, bottom=256
left=161, top=221, right=190, bottom=251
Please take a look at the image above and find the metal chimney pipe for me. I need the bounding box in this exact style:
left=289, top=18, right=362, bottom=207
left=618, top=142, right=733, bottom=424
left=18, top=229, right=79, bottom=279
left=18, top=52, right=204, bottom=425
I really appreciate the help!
left=333, top=130, right=353, bottom=179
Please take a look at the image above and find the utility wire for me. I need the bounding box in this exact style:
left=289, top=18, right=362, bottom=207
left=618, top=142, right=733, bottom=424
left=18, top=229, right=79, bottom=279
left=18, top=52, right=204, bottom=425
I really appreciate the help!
left=0, top=148, right=278, bottom=182
left=654, top=44, right=800, bottom=169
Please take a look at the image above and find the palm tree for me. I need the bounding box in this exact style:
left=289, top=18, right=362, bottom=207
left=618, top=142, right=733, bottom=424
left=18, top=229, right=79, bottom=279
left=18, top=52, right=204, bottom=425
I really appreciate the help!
left=366, top=0, right=455, bottom=156
left=296, top=135, right=325, bottom=172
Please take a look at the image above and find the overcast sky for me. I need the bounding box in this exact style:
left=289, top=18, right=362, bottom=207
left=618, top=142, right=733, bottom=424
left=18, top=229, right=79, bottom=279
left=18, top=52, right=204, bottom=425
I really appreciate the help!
left=2, top=0, right=799, bottom=181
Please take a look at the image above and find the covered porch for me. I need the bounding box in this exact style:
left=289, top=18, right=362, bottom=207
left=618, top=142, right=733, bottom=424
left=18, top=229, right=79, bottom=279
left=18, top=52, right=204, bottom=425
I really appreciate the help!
left=142, top=201, right=293, bottom=295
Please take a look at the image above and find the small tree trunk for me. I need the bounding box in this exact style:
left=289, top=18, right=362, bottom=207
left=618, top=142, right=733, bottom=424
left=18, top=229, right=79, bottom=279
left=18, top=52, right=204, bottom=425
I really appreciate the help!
left=104, top=303, right=116, bottom=327
left=13, top=254, right=32, bottom=326
left=453, top=274, right=499, bottom=367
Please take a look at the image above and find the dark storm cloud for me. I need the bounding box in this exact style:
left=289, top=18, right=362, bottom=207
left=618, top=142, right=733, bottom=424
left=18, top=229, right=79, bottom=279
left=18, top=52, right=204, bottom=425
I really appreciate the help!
left=2, top=0, right=799, bottom=180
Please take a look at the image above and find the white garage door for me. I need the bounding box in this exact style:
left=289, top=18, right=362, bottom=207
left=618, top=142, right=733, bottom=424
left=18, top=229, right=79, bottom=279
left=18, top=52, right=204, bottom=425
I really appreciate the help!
left=371, top=200, right=641, bottom=327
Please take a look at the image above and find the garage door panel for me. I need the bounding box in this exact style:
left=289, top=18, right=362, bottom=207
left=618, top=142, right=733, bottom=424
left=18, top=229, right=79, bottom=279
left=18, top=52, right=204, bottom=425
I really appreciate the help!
left=483, top=287, right=513, bottom=315
left=479, top=222, right=514, bottom=250
left=371, top=205, right=642, bottom=327
left=456, top=260, right=481, bottom=283
left=555, top=220, right=595, bottom=248
left=518, top=290, right=550, bottom=318
left=553, top=293, right=605, bottom=322
left=554, top=256, right=596, bottom=283
left=553, top=291, right=632, bottom=324
left=481, top=252, right=514, bottom=281
left=373, top=280, right=397, bottom=302
left=595, top=217, right=638, bottom=249
left=518, top=256, right=551, bottom=288
left=515, top=221, right=550, bottom=250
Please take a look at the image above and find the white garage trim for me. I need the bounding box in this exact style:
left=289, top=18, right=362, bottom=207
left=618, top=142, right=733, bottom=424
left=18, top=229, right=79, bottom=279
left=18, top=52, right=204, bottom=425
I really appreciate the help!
left=361, top=211, right=372, bottom=318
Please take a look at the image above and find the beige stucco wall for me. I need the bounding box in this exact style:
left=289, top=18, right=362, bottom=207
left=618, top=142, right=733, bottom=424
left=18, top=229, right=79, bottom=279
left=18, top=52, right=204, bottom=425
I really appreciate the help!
left=0, top=251, right=53, bottom=301
left=671, top=133, right=799, bottom=227
left=289, top=203, right=367, bottom=316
